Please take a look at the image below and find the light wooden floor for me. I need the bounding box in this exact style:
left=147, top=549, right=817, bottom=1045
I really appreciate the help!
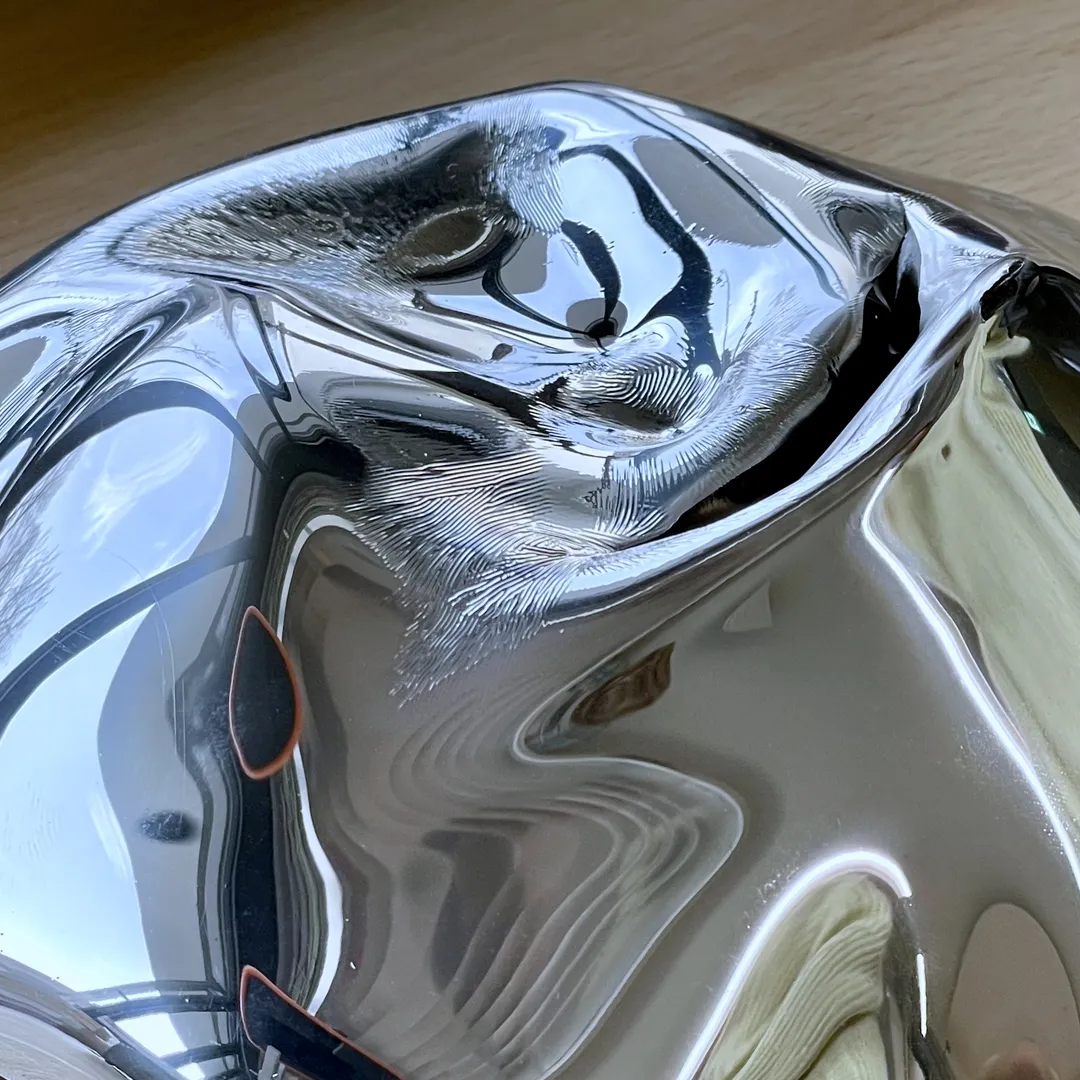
left=2, top=0, right=1078, bottom=272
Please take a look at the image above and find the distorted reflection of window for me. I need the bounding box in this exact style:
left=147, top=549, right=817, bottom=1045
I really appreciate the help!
left=117, top=1013, right=189, bottom=1060
left=80, top=408, right=229, bottom=562
left=0, top=615, right=153, bottom=991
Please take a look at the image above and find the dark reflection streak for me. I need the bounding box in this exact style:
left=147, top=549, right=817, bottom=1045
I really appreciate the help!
left=330, top=409, right=489, bottom=456
left=161, top=1042, right=238, bottom=1068
left=101, top=1042, right=191, bottom=1080
left=0, top=301, right=194, bottom=520
left=244, top=314, right=291, bottom=402
left=561, top=145, right=718, bottom=366
left=163, top=568, right=256, bottom=1044
left=561, top=220, right=621, bottom=328
left=886, top=913, right=957, bottom=1079
left=598, top=98, right=799, bottom=235
left=346, top=309, right=509, bottom=369
left=0, top=322, right=153, bottom=462
left=0, top=457, right=71, bottom=666
left=228, top=605, right=303, bottom=781
left=0, top=310, right=74, bottom=341
left=413, top=287, right=565, bottom=344
left=0, top=537, right=254, bottom=734
left=704, top=244, right=920, bottom=512
left=1000, top=356, right=1080, bottom=508
left=415, top=369, right=543, bottom=431
left=482, top=256, right=575, bottom=336
left=240, top=966, right=402, bottom=1080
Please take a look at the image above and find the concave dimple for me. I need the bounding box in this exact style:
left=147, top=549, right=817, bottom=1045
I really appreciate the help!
left=392, top=206, right=505, bottom=278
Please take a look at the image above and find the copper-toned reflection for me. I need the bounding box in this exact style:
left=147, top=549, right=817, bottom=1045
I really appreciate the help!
left=240, top=966, right=401, bottom=1080
left=229, top=606, right=302, bottom=781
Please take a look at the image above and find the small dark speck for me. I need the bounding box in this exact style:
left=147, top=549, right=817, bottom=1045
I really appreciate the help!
left=941, top=443, right=952, bottom=460
left=492, top=343, right=512, bottom=360
left=139, top=810, right=197, bottom=843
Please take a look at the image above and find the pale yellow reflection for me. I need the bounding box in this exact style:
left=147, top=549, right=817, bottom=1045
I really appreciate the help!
left=702, top=874, right=892, bottom=1080
left=883, top=316, right=1080, bottom=825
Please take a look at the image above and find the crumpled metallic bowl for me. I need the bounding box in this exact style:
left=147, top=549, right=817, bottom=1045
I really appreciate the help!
left=1, top=82, right=1078, bottom=1080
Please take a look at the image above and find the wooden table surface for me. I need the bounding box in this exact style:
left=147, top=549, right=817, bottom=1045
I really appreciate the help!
left=2, top=0, right=1078, bottom=273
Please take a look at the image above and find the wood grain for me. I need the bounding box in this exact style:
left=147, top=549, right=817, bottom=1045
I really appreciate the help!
left=2, top=0, right=1077, bottom=271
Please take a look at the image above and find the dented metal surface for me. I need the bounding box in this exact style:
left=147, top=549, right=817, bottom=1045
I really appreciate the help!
left=0, top=83, right=1078, bottom=1080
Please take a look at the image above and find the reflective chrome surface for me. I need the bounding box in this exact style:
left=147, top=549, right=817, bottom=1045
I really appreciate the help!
left=1, top=82, right=1079, bottom=1080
